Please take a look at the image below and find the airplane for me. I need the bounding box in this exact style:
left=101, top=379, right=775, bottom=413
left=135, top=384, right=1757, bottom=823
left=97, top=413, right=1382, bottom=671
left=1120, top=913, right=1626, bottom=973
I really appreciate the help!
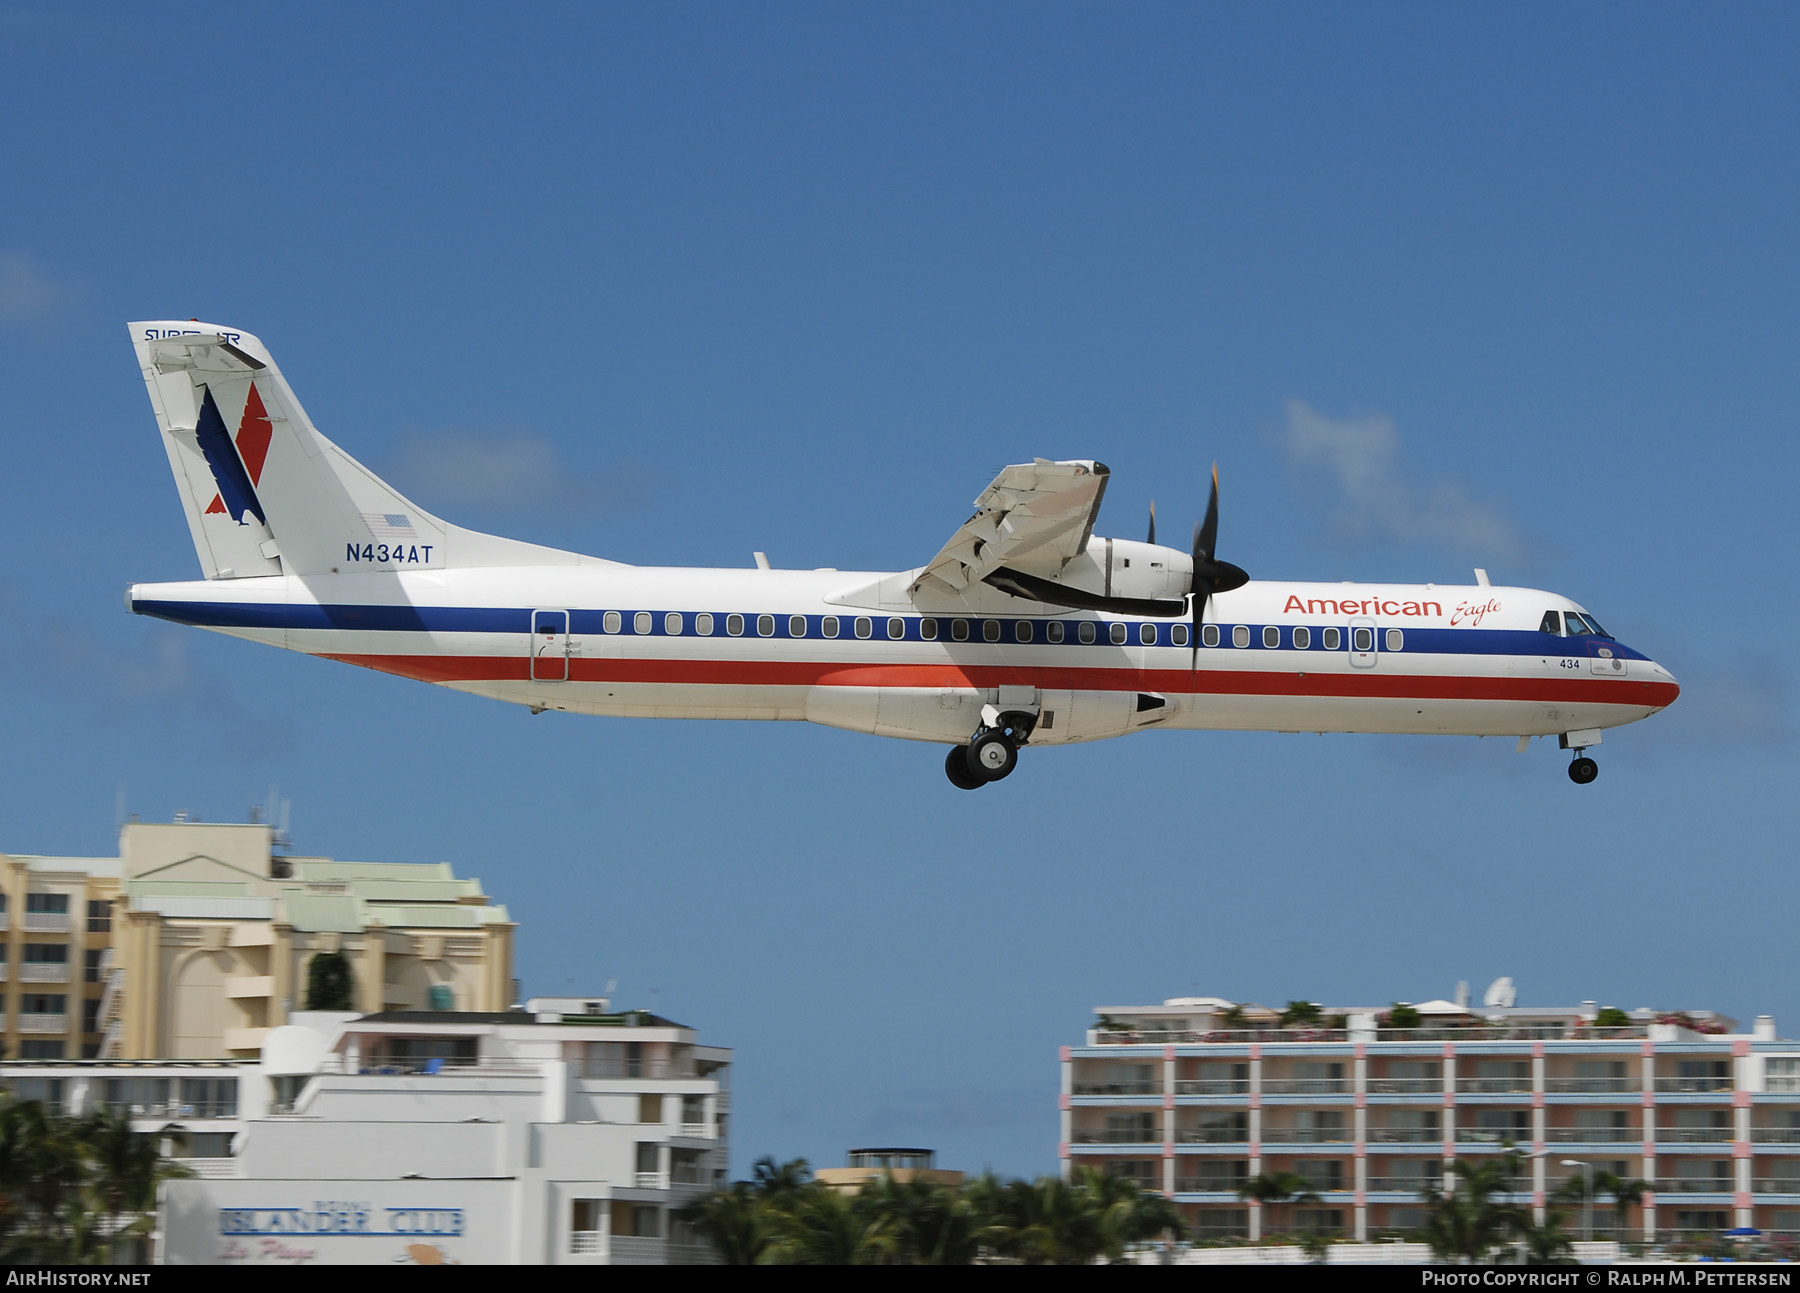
left=125, top=321, right=1680, bottom=789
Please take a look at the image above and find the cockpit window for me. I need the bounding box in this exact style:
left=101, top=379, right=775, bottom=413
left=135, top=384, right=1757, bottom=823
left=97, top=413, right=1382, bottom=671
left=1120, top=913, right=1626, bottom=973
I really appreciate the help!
left=1564, top=612, right=1611, bottom=638
left=1583, top=615, right=1611, bottom=639
left=1539, top=611, right=1562, bottom=635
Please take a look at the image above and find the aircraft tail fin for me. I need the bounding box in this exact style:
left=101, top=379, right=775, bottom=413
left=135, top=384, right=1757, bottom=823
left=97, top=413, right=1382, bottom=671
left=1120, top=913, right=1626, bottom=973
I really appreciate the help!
left=129, top=322, right=605, bottom=579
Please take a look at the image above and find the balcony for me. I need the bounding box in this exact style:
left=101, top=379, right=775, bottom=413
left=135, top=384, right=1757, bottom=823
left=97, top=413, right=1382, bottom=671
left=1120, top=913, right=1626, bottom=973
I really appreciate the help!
left=1369, top=1128, right=1442, bottom=1143
left=20, top=964, right=69, bottom=983
left=1455, top=1078, right=1533, bottom=1094
left=1654, top=1077, right=1733, bottom=1094
left=1094, top=1028, right=1348, bottom=1045
left=1176, top=1079, right=1251, bottom=1096
left=1262, top=1079, right=1352, bottom=1095
left=106, top=1100, right=238, bottom=1120
left=1072, top=1129, right=1162, bottom=1144
left=1753, top=1178, right=1800, bottom=1194
left=679, top=1123, right=709, bottom=1138
left=1752, top=1129, right=1800, bottom=1144
left=23, top=914, right=70, bottom=933
left=1261, top=1126, right=1352, bottom=1144
left=1547, top=1128, right=1640, bottom=1144
left=1653, top=1178, right=1733, bottom=1194
left=1546, top=1078, right=1641, bottom=1094
left=569, top=1230, right=601, bottom=1255
left=1657, top=1127, right=1733, bottom=1143
left=1072, top=1081, right=1162, bottom=1096
left=18, top=1013, right=67, bottom=1033
left=225, top=976, right=275, bottom=1000
left=1368, top=1079, right=1441, bottom=1095
left=172, top=1158, right=241, bottom=1179
left=1455, top=1128, right=1532, bottom=1145
left=1366, top=1176, right=1442, bottom=1193
left=0, top=913, right=8, bottom=931
left=1177, top=1128, right=1248, bottom=1144
left=634, top=1171, right=665, bottom=1189
left=1375, top=1025, right=1647, bottom=1042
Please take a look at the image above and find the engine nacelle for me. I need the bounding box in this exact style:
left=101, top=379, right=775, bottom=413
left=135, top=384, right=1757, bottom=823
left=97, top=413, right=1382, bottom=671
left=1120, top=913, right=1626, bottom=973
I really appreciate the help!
left=986, top=537, right=1192, bottom=615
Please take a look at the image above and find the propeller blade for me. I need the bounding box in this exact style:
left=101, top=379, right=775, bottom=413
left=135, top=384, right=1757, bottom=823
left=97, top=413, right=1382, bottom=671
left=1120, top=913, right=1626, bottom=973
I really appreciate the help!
left=1195, top=465, right=1219, bottom=564
left=1146, top=501, right=1156, bottom=546
left=1188, top=464, right=1249, bottom=665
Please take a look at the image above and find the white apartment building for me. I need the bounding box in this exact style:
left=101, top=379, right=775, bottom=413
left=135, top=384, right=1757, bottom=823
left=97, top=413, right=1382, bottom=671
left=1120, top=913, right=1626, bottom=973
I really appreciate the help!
left=1062, top=992, right=1800, bottom=1243
left=4, top=995, right=731, bottom=1264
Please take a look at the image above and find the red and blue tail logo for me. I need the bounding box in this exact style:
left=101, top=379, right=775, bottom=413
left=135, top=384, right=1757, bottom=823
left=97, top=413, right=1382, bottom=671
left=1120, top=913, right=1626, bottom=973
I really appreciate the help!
left=197, top=383, right=273, bottom=526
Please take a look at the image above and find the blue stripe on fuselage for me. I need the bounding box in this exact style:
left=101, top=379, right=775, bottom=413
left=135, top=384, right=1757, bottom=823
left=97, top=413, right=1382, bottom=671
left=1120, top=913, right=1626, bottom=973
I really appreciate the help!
left=129, top=599, right=1650, bottom=662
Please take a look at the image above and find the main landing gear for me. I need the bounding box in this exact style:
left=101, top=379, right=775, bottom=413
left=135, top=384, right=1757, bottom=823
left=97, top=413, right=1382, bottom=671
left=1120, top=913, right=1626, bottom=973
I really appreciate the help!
left=945, top=711, right=1035, bottom=789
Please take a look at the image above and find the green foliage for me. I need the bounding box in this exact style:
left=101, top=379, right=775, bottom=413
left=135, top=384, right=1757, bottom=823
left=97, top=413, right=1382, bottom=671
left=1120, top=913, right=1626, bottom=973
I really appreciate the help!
left=1094, top=1014, right=1130, bottom=1032
left=1220, top=1006, right=1249, bottom=1029
left=305, top=951, right=354, bottom=1012
left=681, top=1158, right=1181, bottom=1265
left=1416, top=1150, right=1571, bottom=1264
left=1386, top=1003, right=1422, bottom=1029
left=1592, top=1007, right=1632, bottom=1028
left=0, top=1095, right=192, bottom=1264
left=1278, top=1001, right=1323, bottom=1027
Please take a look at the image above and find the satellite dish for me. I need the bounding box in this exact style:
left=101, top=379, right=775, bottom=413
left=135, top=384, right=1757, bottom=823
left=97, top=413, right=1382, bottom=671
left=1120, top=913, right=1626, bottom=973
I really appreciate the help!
left=1483, top=976, right=1517, bottom=1009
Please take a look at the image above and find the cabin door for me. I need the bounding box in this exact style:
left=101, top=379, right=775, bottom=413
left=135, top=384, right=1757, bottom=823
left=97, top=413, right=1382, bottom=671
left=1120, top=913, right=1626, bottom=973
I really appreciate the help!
left=531, top=609, right=570, bottom=681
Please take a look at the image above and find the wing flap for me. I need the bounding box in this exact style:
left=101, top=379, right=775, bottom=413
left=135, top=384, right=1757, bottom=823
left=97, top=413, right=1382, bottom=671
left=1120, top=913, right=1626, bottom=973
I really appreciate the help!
left=909, top=459, right=1109, bottom=595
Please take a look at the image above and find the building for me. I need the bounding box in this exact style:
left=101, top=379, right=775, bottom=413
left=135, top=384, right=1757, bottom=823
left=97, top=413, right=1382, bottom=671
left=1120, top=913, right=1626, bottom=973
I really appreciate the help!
left=2, top=818, right=514, bottom=1060
left=149, top=996, right=731, bottom=1264
left=1062, top=992, right=1800, bottom=1243
left=816, top=1148, right=965, bottom=1193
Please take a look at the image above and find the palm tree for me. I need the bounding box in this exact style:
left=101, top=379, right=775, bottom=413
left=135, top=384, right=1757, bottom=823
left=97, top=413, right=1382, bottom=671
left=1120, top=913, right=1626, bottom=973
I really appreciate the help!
left=762, top=1184, right=895, bottom=1265
left=751, top=1156, right=814, bottom=1198
left=81, top=1108, right=192, bottom=1263
left=678, top=1181, right=770, bottom=1265
left=1082, top=1168, right=1183, bottom=1260
left=1419, top=1152, right=1532, bottom=1263
left=1239, top=1169, right=1322, bottom=1237
left=1551, top=1168, right=1649, bottom=1240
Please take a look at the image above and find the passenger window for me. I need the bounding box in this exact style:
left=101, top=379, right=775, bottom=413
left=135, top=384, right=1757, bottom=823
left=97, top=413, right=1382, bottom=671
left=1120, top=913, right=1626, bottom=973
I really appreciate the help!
left=1539, top=611, right=1562, bottom=635
left=664, top=613, right=682, bottom=635
left=888, top=617, right=905, bottom=640
left=602, top=610, right=621, bottom=634
left=1262, top=626, right=1280, bottom=649
left=790, top=615, right=807, bottom=638
left=1202, top=624, right=1220, bottom=648
left=727, top=614, right=744, bottom=637
left=757, top=614, right=775, bottom=637
left=1386, top=628, right=1404, bottom=652
left=1139, top=623, right=1155, bottom=646
left=696, top=612, right=714, bottom=636
left=1352, top=626, right=1374, bottom=652
left=920, top=618, right=938, bottom=641
left=1171, top=624, right=1190, bottom=647
left=952, top=619, right=970, bottom=642
left=1322, top=627, right=1341, bottom=650
left=983, top=620, right=1001, bottom=643
left=1109, top=622, right=1127, bottom=645
left=1079, top=622, right=1097, bottom=644
left=855, top=617, right=872, bottom=639
left=1016, top=621, right=1032, bottom=643
left=1293, top=626, right=1311, bottom=650
left=1232, top=625, right=1250, bottom=648
left=1046, top=621, right=1065, bottom=644
left=635, top=611, right=652, bottom=635
left=822, top=615, right=839, bottom=639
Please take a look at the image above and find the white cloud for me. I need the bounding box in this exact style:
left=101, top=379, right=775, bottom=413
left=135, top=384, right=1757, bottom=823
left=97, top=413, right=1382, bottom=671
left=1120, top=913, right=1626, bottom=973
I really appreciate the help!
left=0, top=250, right=78, bottom=323
left=1276, top=399, right=1527, bottom=564
left=387, top=428, right=657, bottom=516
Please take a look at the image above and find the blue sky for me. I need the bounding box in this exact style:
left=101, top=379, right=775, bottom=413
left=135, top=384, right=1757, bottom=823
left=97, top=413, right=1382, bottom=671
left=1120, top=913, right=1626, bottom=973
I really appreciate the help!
left=2, top=4, right=1796, bottom=1177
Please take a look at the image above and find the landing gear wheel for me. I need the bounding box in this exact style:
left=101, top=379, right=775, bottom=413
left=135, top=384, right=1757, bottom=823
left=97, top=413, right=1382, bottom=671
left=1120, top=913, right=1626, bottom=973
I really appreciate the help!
left=945, top=745, right=986, bottom=790
left=966, top=730, right=1018, bottom=782
left=1568, top=756, right=1599, bottom=785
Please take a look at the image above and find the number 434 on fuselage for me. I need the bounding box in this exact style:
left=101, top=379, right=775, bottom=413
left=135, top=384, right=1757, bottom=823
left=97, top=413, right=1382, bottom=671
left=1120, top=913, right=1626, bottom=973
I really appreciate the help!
left=124, top=322, right=1679, bottom=789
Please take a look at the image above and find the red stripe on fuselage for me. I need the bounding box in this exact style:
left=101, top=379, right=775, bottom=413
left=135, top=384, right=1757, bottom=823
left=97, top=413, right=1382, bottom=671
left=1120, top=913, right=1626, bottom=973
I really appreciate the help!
left=316, top=653, right=1681, bottom=707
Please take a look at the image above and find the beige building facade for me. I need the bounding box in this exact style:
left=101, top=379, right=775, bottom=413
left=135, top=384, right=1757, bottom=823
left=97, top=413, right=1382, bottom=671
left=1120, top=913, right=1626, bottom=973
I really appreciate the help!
left=3, top=819, right=515, bottom=1060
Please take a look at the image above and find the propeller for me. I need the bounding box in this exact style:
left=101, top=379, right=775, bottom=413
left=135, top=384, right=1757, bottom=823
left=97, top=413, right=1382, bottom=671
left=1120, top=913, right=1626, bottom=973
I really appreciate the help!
left=1146, top=501, right=1156, bottom=546
left=1190, top=464, right=1249, bottom=664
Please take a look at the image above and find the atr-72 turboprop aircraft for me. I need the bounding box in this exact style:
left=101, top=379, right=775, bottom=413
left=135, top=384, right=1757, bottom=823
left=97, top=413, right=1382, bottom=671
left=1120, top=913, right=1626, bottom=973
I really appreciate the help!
left=126, top=322, right=1679, bottom=788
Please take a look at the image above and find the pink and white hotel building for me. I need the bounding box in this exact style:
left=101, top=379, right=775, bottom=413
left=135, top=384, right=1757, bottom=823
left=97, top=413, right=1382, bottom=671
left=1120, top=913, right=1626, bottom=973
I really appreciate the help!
left=1060, top=995, right=1800, bottom=1242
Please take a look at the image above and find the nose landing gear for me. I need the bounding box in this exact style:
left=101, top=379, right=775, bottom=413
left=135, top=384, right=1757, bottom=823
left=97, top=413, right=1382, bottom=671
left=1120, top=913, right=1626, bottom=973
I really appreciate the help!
left=1568, top=756, right=1599, bottom=785
left=1559, top=728, right=1603, bottom=786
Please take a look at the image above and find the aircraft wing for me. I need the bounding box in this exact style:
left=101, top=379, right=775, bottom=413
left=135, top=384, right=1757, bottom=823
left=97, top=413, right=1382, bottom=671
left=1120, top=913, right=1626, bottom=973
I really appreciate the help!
left=908, top=459, right=1109, bottom=595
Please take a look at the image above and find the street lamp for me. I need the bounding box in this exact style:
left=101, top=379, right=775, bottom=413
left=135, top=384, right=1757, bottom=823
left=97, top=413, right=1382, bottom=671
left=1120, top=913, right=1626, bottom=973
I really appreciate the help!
left=1561, top=1159, right=1594, bottom=1242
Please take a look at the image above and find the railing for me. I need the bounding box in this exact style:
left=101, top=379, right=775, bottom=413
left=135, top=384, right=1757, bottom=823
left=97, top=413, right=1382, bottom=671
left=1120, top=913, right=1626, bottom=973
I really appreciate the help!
left=1176, top=1079, right=1250, bottom=1095
left=1753, top=1178, right=1800, bottom=1194
left=1547, top=1128, right=1639, bottom=1143
left=1368, top=1079, right=1441, bottom=1094
left=172, top=1158, right=240, bottom=1179
left=1072, top=1129, right=1161, bottom=1144
left=1072, top=1082, right=1162, bottom=1095
left=20, top=964, right=69, bottom=983
left=1545, top=1078, right=1640, bottom=1093
left=1365, top=1177, right=1442, bottom=1193
left=1173, top=1177, right=1246, bottom=1193
left=569, top=1230, right=602, bottom=1255
left=1262, top=1127, right=1352, bottom=1144
left=1369, top=1128, right=1441, bottom=1143
left=1377, top=1026, right=1648, bottom=1042
left=1094, top=1029, right=1348, bottom=1045
left=1176, top=1128, right=1248, bottom=1144
left=0, top=965, right=7, bottom=982
left=1656, top=1127, right=1733, bottom=1143
left=1654, top=1077, right=1732, bottom=1093
left=582, top=1059, right=694, bottom=1079
left=107, top=1100, right=238, bottom=1119
left=1262, top=1079, right=1352, bottom=1095
left=23, top=914, right=70, bottom=932
left=634, top=1172, right=665, bottom=1189
left=608, top=1236, right=663, bottom=1261
left=17, top=1014, right=66, bottom=1033
left=1653, top=1178, right=1733, bottom=1193
left=1454, top=1128, right=1531, bottom=1145
left=0, top=914, right=9, bottom=931
left=1753, top=1128, right=1800, bottom=1143
left=679, top=1122, right=709, bottom=1138
left=1455, top=1078, right=1532, bottom=1094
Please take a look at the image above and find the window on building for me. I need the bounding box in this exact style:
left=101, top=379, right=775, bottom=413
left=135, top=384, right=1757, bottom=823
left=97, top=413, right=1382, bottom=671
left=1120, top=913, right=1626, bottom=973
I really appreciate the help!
left=681, top=1094, right=705, bottom=1127
left=1231, top=625, right=1250, bottom=648
left=790, top=615, right=807, bottom=638
left=185, top=1132, right=233, bottom=1158
left=181, top=1077, right=238, bottom=1117
left=1104, top=1111, right=1156, bottom=1141
left=634, top=611, right=652, bottom=634
left=22, top=994, right=66, bottom=1016
left=822, top=615, right=839, bottom=638
left=82, top=998, right=100, bottom=1034
left=726, top=614, right=744, bottom=636
left=1768, top=1058, right=1800, bottom=1093
left=983, top=620, right=1001, bottom=643
left=757, top=614, right=775, bottom=637
left=1109, top=622, right=1127, bottom=645
left=19, top=1041, right=64, bottom=1059
left=695, top=612, right=714, bottom=636
left=888, top=618, right=905, bottom=640
left=671, top=1148, right=706, bottom=1185
left=664, top=613, right=683, bottom=635
left=1078, top=622, right=1097, bottom=644
left=569, top=1199, right=603, bottom=1253
left=24, top=944, right=68, bottom=964
left=639, top=1094, right=665, bottom=1125
left=86, top=900, right=111, bottom=933
left=26, top=894, right=68, bottom=914
left=1105, top=1159, right=1158, bottom=1186
left=84, top=947, right=108, bottom=980
left=1263, top=626, right=1280, bottom=648
left=0, top=893, right=7, bottom=912
left=603, top=611, right=622, bottom=633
